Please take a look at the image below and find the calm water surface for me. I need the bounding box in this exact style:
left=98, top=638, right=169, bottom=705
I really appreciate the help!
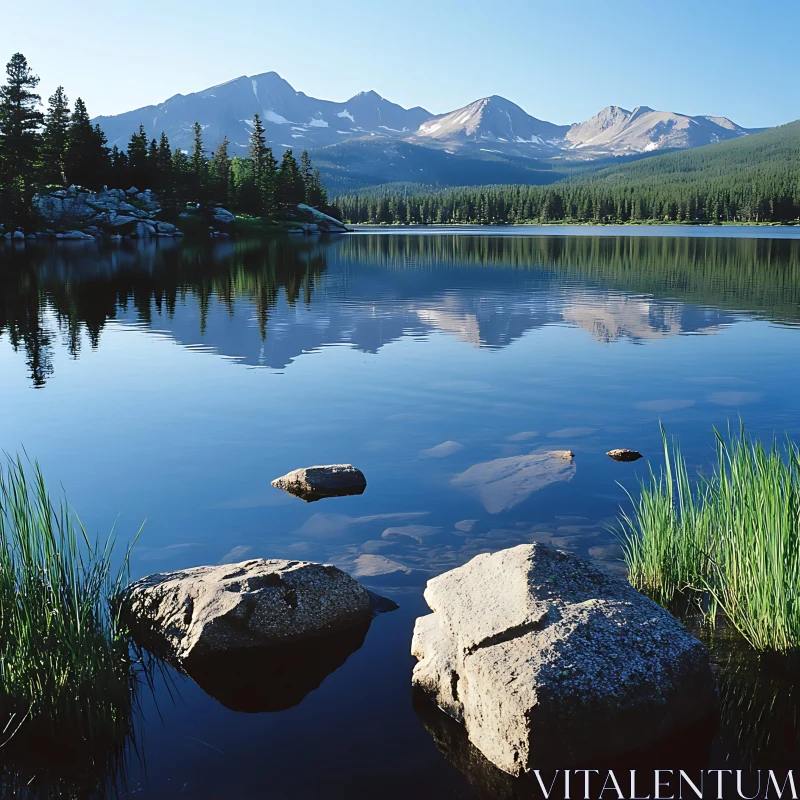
left=1, top=232, right=800, bottom=797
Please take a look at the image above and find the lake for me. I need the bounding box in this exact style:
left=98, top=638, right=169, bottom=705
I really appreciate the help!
left=1, top=230, right=800, bottom=797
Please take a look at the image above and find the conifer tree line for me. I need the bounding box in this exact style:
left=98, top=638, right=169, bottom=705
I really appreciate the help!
left=0, top=53, right=328, bottom=224
left=338, top=122, right=800, bottom=225
left=337, top=178, right=800, bottom=226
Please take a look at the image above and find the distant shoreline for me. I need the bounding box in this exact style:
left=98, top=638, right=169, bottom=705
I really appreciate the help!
left=349, top=222, right=800, bottom=239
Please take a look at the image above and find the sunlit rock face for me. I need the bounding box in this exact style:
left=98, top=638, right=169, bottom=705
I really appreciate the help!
left=412, top=544, right=715, bottom=775
left=271, top=464, right=367, bottom=502
left=123, top=558, right=380, bottom=659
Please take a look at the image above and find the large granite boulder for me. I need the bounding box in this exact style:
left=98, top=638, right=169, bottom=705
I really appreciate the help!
left=295, top=203, right=351, bottom=233
left=411, top=543, right=714, bottom=775
left=123, top=557, right=388, bottom=661
left=272, top=464, right=367, bottom=501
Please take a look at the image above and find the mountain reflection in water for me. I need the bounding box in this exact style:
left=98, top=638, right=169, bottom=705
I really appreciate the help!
left=3, top=234, right=799, bottom=388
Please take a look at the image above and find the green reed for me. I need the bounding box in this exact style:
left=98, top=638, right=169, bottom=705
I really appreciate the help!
left=0, top=454, right=139, bottom=752
left=618, top=424, right=800, bottom=652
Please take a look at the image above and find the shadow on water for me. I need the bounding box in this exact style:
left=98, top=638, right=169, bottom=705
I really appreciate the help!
left=175, top=620, right=372, bottom=713
left=412, top=689, right=715, bottom=800
left=0, top=651, right=159, bottom=800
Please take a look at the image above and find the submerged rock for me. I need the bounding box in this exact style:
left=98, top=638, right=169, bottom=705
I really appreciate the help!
left=451, top=450, right=575, bottom=513
left=411, top=543, right=714, bottom=775
left=606, top=448, right=643, bottom=462
left=271, top=464, right=367, bottom=501
left=123, top=557, right=391, bottom=661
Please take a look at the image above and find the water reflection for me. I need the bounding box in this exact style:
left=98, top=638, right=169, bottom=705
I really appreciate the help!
left=3, top=233, right=800, bottom=796
left=181, top=621, right=373, bottom=713
left=3, top=234, right=800, bottom=387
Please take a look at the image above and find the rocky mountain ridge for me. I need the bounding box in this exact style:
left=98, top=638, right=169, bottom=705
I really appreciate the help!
left=92, top=72, right=762, bottom=189
left=94, top=71, right=759, bottom=159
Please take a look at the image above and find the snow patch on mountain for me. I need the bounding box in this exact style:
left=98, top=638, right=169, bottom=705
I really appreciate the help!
left=264, top=109, right=290, bottom=125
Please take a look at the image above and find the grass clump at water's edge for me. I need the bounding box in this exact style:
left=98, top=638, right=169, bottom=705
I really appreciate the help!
left=618, top=424, right=800, bottom=653
left=0, top=454, right=140, bottom=764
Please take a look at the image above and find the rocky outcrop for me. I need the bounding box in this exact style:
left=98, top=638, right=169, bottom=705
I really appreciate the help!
left=411, top=543, right=714, bottom=775
left=27, top=185, right=187, bottom=240
left=271, top=464, right=367, bottom=501
left=606, top=448, right=643, bottom=462
left=123, top=557, right=388, bottom=660
left=293, top=203, right=351, bottom=233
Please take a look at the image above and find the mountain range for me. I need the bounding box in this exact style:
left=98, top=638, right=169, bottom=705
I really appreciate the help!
left=92, top=71, right=761, bottom=190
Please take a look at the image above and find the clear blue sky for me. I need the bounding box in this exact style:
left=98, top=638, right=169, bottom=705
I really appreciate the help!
left=2, top=0, right=798, bottom=128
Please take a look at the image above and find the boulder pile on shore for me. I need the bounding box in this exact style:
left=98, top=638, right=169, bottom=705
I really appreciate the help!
left=1, top=188, right=351, bottom=242
left=1, top=185, right=187, bottom=241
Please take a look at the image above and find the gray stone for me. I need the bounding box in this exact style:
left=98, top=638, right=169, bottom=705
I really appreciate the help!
left=411, top=543, right=714, bottom=775
left=122, top=557, right=385, bottom=660
left=60, top=230, right=94, bottom=240
left=134, top=221, right=156, bottom=238
left=272, top=464, right=367, bottom=501
left=126, top=186, right=139, bottom=195
left=296, top=203, right=350, bottom=233
left=12, top=230, right=25, bottom=240
left=212, top=207, right=236, bottom=223
left=107, top=215, right=139, bottom=227
left=606, top=448, right=644, bottom=462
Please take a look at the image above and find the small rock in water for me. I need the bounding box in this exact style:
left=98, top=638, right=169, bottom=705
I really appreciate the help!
left=271, top=464, right=367, bottom=501
left=606, top=448, right=643, bottom=462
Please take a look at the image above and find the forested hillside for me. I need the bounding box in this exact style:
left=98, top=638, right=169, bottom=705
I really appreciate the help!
left=335, top=121, right=800, bottom=224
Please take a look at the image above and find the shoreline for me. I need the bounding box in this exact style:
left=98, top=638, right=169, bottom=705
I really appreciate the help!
left=349, top=222, right=800, bottom=239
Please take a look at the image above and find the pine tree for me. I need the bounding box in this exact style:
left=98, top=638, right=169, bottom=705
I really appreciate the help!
left=126, top=124, right=149, bottom=188
left=0, top=53, right=43, bottom=221
left=210, top=136, right=231, bottom=204
left=65, top=99, right=110, bottom=189
left=300, top=150, right=313, bottom=201
left=246, top=114, right=278, bottom=215
left=276, top=149, right=305, bottom=209
left=147, top=137, right=159, bottom=190
left=299, top=150, right=327, bottom=207
left=189, top=121, right=208, bottom=201
left=155, top=132, right=173, bottom=196
left=40, top=86, right=70, bottom=185
left=111, top=144, right=128, bottom=187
